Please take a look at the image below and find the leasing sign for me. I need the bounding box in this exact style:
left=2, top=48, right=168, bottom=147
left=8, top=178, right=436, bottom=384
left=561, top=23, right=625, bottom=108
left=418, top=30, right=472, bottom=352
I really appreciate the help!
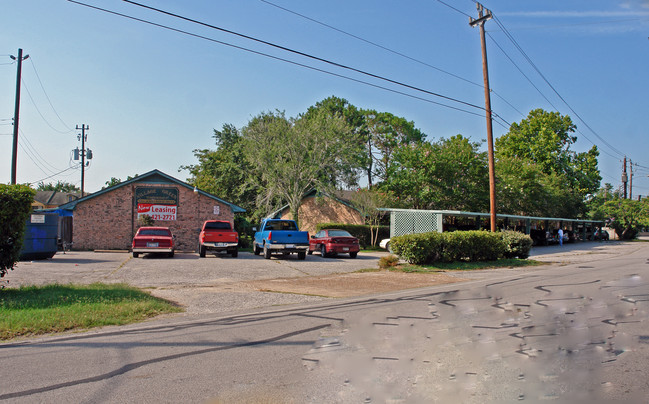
left=135, top=187, right=178, bottom=221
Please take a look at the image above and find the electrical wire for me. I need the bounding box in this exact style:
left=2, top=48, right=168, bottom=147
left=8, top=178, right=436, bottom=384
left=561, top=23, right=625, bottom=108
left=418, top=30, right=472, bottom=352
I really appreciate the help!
left=19, top=128, right=65, bottom=173
left=491, top=14, right=627, bottom=159
left=29, top=166, right=79, bottom=186
left=67, top=0, right=486, bottom=118
left=260, top=0, right=522, bottom=122
left=27, top=57, right=74, bottom=133
left=119, top=0, right=486, bottom=112
left=21, top=78, right=73, bottom=135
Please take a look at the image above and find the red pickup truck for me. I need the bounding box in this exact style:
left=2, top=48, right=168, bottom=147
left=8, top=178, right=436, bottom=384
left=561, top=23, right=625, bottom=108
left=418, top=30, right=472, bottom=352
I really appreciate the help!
left=198, top=220, right=239, bottom=258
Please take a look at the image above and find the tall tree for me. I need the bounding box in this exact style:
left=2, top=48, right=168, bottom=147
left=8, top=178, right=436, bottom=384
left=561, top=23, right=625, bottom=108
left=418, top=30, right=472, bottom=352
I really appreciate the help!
left=304, top=96, right=368, bottom=184
left=496, top=109, right=601, bottom=216
left=362, top=110, right=425, bottom=186
left=382, top=135, right=489, bottom=211
left=243, top=109, right=355, bottom=227
left=181, top=124, right=260, bottom=218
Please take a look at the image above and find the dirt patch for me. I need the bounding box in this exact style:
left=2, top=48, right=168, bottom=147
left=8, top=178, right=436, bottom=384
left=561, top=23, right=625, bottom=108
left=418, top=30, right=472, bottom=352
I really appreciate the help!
left=245, top=270, right=465, bottom=298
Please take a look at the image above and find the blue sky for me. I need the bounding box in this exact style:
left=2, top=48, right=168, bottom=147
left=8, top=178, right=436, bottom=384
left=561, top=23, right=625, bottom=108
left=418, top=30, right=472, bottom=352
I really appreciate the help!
left=2, top=0, right=648, bottom=197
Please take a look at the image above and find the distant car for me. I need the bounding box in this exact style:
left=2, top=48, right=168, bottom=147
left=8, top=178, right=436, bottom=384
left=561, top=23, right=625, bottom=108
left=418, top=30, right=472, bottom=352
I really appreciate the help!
left=594, top=229, right=610, bottom=241
left=132, top=226, right=175, bottom=258
left=309, top=229, right=359, bottom=258
left=380, top=238, right=391, bottom=252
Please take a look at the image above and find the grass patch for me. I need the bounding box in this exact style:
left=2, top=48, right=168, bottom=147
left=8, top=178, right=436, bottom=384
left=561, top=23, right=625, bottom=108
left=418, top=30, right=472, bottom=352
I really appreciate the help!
left=391, top=258, right=545, bottom=273
left=0, top=283, right=182, bottom=340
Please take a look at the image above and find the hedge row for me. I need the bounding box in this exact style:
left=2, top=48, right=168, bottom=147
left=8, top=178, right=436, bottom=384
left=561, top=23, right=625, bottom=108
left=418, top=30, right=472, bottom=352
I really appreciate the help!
left=390, top=230, right=532, bottom=265
left=1, top=184, right=36, bottom=277
left=315, top=223, right=390, bottom=247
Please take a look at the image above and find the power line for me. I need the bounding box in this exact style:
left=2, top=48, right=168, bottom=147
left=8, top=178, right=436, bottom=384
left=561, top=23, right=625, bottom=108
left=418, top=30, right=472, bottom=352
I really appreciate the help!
left=260, top=0, right=520, bottom=124
left=29, top=166, right=78, bottom=186
left=27, top=57, right=74, bottom=133
left=118, top=0, right=486, bottom=112
left=19, top=128, right=65, bottom=173
left=491, top=14, right=627, bottom=159
left=67, top=0, right=486, bottom=118
left=21, top=78, right=72, bottom=135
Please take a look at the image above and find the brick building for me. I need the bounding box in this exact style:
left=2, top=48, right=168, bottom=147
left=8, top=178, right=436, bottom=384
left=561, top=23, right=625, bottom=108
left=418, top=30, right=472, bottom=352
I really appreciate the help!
left=59, top=169, right=245, bottom=251
left=272, top=189, right=363, bottom=235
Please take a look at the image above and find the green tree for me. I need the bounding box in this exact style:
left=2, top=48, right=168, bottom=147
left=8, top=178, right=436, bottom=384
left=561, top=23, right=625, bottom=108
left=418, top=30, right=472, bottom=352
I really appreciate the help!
left=1, top=184, right=36, bottom=277
left=496, top=109, right=601, bottom=216
left=36, top=181, right=79, bottom=192
left=383, top=135, right=489, bottom=211
left=243, top=109, right=355, bottom=227
left=594, top=198, right=649, bottom=240
left=181, top=124, right=261, bottom=219
left=304, top=96, right=368, bottom=185
left=362, top=110, right=425, bottom=186
left=496, top=157, right=583, bottom=218
left=103, top=177, right=122, bottom=189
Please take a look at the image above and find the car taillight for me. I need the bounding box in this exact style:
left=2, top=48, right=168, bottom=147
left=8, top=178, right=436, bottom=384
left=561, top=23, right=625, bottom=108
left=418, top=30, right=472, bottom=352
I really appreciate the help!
left=268, top=231, right=272, bottom=241
left=235, top=233, right=239, bottom=241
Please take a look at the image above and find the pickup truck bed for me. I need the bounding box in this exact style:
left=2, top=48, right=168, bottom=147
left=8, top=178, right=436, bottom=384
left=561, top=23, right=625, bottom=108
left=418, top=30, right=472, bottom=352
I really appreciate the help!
left=253, top=219, right=309, bottom=260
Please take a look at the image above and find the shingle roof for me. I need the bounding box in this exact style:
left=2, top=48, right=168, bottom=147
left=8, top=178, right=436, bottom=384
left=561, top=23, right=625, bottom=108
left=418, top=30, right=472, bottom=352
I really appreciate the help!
left=58, top=169, right=245, bottom=213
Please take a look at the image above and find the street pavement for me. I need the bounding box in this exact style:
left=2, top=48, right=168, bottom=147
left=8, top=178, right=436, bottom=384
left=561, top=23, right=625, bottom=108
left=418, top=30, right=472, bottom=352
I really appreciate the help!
left=0, top=240, right=647, bottom=403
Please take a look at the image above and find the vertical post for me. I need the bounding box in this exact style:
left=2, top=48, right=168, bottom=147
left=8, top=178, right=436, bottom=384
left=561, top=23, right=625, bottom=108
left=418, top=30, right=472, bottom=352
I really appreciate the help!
left=629, top=159, right=633, bottom=200
left=11, top=49, right=28, bottom=184
left=470, top=4, right=496, bottom=232
left=76, top=124, right=89, bottom=196
left=622, top=156, right=628, bottom=199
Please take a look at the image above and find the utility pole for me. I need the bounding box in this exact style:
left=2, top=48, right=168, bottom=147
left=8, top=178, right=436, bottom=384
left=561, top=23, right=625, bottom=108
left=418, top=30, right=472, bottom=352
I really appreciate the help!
left=622, top=156, right=628, bottom=199
left=629, top=159, right=633, bottom=200
left=76, top=124, right=89, bottom=196
left=10, top=48, right=29, bottom=185
left=470, top=3, right=496, bottom=232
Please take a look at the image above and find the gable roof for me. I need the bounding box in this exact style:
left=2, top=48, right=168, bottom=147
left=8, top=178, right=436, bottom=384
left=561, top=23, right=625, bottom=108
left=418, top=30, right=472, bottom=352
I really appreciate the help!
left=58, top=169, right=245, bottom=213
left=270, top=188, right=359, bottom=218
left=34, top=191, right=81, bottom=207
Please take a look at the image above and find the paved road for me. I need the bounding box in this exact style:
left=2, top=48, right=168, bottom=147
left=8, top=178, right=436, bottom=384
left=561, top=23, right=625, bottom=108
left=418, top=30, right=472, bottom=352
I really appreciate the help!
left=1, top=241, right=647, bottom=402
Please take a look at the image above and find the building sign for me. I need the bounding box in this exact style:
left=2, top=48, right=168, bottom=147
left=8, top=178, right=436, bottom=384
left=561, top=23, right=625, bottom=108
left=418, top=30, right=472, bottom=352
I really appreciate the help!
left=135, top=187, right=178, bottom=221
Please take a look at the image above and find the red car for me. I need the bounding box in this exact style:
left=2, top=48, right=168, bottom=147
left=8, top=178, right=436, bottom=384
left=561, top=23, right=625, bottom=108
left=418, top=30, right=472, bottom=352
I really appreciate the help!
left=309, top=229, right=359, bottom=258
left=132, top=226, right=175, bottom=258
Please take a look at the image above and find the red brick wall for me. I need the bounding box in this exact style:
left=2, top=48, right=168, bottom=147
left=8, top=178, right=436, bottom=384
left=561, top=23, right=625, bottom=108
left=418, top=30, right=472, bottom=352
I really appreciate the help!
left=72, top=183, right=234, bottom=251
left=280, top=196, right=363, bottom=235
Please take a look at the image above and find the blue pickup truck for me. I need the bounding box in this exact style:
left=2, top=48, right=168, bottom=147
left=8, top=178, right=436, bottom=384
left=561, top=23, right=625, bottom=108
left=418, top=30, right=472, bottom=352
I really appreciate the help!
left=253, top=219, right=309, bottom=260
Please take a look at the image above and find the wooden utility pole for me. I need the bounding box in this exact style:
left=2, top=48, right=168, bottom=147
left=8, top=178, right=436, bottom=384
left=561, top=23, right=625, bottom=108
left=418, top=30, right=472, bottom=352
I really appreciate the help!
left=470, top=3, right=496, bottom=232
left=77, top=124, right=89, bottom=196
left=10, top=48, right=29, bottom=184
left=622, top=156, right=628, bottom=199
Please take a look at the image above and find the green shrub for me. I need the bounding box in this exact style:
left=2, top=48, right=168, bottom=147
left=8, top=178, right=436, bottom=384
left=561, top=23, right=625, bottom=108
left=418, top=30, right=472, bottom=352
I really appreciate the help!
left=391, top=232, right=444, bottom=264
left=392, top=230, right=508, bottom=265
left=499, top=230, right=533, bottom=259
left=1, top=184, right=36, bottom=277
left=315, top=223, right=389, bottom=248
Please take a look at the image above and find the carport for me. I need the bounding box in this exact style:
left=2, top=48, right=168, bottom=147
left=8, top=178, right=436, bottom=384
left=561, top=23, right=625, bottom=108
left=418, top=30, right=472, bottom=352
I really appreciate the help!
left=379, top=208, right=605, bottom=241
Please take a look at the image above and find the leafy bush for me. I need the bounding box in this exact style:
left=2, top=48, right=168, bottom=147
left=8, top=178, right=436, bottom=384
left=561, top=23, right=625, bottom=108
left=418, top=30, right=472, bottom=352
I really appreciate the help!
left=315, top=223, right=389, bottom=247
left=439, top=231, right=505, bottom=262
left=1, top=184, right=36, bottom=277
left=391, top=232, right=444, bottom=264
left=499, top=230, right=533, bottom=259
left=391, top=230, right=508, bottom=265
